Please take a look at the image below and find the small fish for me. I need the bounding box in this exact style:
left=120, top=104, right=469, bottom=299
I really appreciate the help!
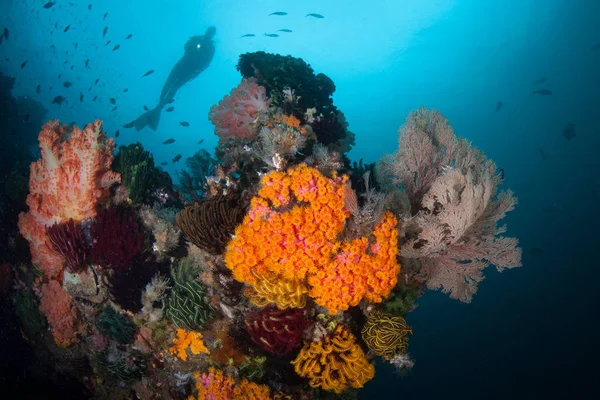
left=123, top=121, right=135, bottom=128
left=179, top=121, right=190, bottom=127
left=123, top=88, right=129, bottom=92
left=306, top=13, right=325, bottom=18
left=64, top=25, right=70, bottom=33
left=143, top=105, right=149, bottom=111
left=264, top=33, right=279, bottom=37
left=74, top=42, right=78, bottom=49
left=104, top=40, right=111, bottom=46
left=36, top=85, right=41, bottom=94
left=103, top=12, right=108, bottom=20
left=20, top=60, right=28, bottom=69
left=70, top=65, right=74, bottom=70
left=562, top=122, right=575, bottom=140
left=43, top=1, right=55, bottom=8
left=79, top=92, right=84, bottom=102
left=109, top=98, right=116, bottom=105
left=103, top=26, right=108, bottom=38
left=165, top=106, right=174, bottom=112
left=52, top=95, right=66, bottom=105
left=160, top=161, right=168, bottom=166
left=93, top=95, right=98, bottom=101
left=58, top=73, right=62, bottom=79
left=172, top=154, right=182, bottom=163
left=269, top=11, right=288, bottom=16
left=240, top=34, right=256, bottom=38
left=94, top=78, right=100, bottom=85
left=277, top=29, right=292, bottom=33
left=63, top=81, right=72, bottom=88
left=142, top=69, right=154, bottom=77
left=198, top=139, right=204, bottom=145
left=112, top=44, right=120, bottom=51
left=162, top=138, right=175, bottom=144
left=85, top=59, right=89, bottom=68
left=495, top=100, right=503, bottom=111
left=125, top=34, right=133, bottom=39
left=532, top=89, right=552, bottom=95
left=88, top=4, right=92, bottom=10
left=532, top=76, right=546, bottom=85
left=115, top=130, right=120, bottom=137
left=112, top=106, right=118, bottom=111
left=3, top=28, right=9, bottom=40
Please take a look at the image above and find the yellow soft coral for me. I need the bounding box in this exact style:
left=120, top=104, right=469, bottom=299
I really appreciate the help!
left=188, top=367, right=271, bottom=400
left=361, top=311, right=412, bottom=359
left=291, top=325, right=374, bottom=393
left=224, top=164, right=400, bottom=313
left=169, top=328, right=209, bottom=361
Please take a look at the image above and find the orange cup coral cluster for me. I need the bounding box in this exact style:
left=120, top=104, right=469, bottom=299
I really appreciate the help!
left=291, top=325, right=375, bottom=393
left=188, top=367, right=271, bottom=400
left=224, top=163, right=399, bottom=314
left=168, top=328, right=210, bottom=361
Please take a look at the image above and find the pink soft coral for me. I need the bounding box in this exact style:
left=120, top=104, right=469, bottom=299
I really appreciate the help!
left=209, top=78, right=269, bottom=140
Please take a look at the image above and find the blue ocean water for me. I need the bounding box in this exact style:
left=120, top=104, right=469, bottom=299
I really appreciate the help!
left=1, top=0, right=599, bottom=399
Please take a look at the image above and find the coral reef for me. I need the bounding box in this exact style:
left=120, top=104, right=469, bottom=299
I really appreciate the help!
left=9, top=53, right=523, bottom=399
left=291, top=326, right=374, bottom=393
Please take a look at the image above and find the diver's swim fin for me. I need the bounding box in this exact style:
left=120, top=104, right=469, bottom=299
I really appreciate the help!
left=134, top=106, right=161, bottom=131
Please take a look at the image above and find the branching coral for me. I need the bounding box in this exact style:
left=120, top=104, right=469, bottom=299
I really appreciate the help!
left=46, top=219, right=90, bottom=273
left=244, top=306, right=310, bottom=356
left=90, top=207, right=144, bottom=269
left=189, top=367, right=272, bottom=400
left=18, top=120, right=120, bottom=280
left=377, top=108, right=521, bottom=303
left=166, top=257, right=214, bottom=331
left=361, top=311, right=412, bottom=359
left=224, top=164, right=400, bottom=314
left=291, top=325, right=374, bottom=393
left=176, top=194, right=246, bottom=255
left=168, top=328, right=209, bottom=361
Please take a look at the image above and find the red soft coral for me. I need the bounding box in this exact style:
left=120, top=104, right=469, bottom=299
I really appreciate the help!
left=209, top=78, right=269, bottom=140
left=39, top=280, right=83, bottom=347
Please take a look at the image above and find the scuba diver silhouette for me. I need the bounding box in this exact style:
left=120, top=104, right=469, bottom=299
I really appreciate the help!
left=134, top=26, right=216, bottom=131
